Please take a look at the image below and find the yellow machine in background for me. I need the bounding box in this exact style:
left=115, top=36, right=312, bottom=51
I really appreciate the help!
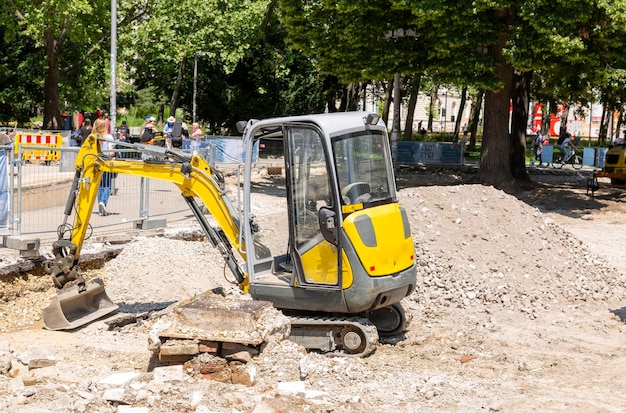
left=43, top=112, right=417, bottom=356
left=596, top=144, right=626, bottom=185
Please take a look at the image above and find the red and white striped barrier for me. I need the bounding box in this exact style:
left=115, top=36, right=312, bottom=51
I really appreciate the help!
left=14, top=133, right=63, bottom=163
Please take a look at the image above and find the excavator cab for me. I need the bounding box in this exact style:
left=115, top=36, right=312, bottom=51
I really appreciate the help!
left=240, top=113, right=416, bottom=352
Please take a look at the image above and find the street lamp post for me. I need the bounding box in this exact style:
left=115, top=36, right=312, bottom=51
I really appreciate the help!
left=110, top=0, right=117, bottom=129
left=192, top=52, right=206, bottom=124
left=391, top=72, right=402, bottom=171
left=444, top=88, right=448, bottom=133
left=193, top=54, right=198, bottom=124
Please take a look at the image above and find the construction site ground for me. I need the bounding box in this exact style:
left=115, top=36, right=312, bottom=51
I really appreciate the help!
left=2, top=163, right=626, bottom=412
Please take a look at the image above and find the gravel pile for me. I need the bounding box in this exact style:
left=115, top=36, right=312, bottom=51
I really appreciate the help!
left=402, top=185, right=626, bottom=320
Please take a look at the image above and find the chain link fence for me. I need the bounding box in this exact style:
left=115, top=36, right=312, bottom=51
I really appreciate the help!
left=1, top=130, right=229, bottom=245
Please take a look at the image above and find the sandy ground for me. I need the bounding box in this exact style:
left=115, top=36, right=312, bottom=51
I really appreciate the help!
left=1, top=165, right=626, bottom=412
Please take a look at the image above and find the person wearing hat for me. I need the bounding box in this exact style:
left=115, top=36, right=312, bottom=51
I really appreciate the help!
left=163, top=116, right=176, bottom=149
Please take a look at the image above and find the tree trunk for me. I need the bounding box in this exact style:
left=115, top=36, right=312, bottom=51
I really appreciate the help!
left=169, top=58, right=187, bottom=117
left=608, top=108, right=615, bottom=143
left=468, top=90, right=484, bottom=151
left=510, top=70, right=531, bottom=180
left=345, top=83, right=361, bottom=111
left=337, top=85, right=348, bottom=112
left=616, top=109, right=624, bottom=142
left=158, top=104, right=165, bottom=125
left=403, top=75, right=421, bottom=141
left=427, top=85, right=438, bottom=132
left=542, top=102, right=551, bottom=138
left=382, top=79, right=392, bottom=126
left=43, top=29, right=61, bottom=130
left=479, top=11, right=516, bottom=189
left=453, top=86, right=468, bottom=142
left=598, top=103, right=607, bottom=145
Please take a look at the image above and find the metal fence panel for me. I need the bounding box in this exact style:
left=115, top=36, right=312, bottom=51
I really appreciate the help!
left=6, top=145, right=191, bottom=243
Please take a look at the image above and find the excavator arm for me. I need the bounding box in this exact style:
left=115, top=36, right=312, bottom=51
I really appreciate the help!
left=43, top=134, right=248, bottom=330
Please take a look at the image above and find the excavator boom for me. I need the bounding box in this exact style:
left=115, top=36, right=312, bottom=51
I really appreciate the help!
left=43, top=136, right=248, bottom=330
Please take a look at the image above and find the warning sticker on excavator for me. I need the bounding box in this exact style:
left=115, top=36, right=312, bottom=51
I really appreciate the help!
left=342, top=203, right=364, bottom=214
left=14, top=132, right=63, bottom=164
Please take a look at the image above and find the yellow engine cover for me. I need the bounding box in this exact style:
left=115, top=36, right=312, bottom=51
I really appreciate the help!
left=343, top=203, right=414, bottom=277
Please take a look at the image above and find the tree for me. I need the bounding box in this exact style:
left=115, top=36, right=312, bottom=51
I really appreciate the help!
left=122, top=0, right=277, bottom=123
left=0, top=26, right=44, bottom=124
left=404, top=75, right=422, bottom=141
left=278, top=0, right=626, bottom=190
left=453, top=86, right=468, bottom=142
left=2, top=0, right=118, bottom=129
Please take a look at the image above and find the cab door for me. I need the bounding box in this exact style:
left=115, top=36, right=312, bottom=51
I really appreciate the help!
left=284, top=125, right=341, bottom=288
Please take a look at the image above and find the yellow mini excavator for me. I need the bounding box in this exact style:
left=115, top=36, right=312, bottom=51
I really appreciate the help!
left=42, top=112, right=417, bottom=356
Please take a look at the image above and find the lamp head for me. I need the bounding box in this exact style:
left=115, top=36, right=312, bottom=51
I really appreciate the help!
left=364, top=113, right=380, bottom=126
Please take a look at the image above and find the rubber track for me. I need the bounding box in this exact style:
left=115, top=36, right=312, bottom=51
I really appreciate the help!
left=288, top=314, right=380, bottom=357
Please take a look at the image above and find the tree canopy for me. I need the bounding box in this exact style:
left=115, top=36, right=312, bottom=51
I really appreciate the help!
left=2, top=0, right=626, bottom=188
left=278, top=0, right=626, bottom=188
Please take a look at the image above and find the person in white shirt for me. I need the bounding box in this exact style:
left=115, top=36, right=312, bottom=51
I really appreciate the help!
left=91, top=118, right=116, bottom=216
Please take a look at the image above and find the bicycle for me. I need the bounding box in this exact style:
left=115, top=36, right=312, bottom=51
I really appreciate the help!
left=551, top=147, right=583, bottom=169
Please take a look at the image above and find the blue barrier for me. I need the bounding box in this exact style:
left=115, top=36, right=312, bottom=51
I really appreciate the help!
left=582, top=147, right=595, bottom=166
left=541, top=145, right=554, bottom=164
left=182, top=136, right=258, bottom=163
left=596, top=147, right=608, bottom=168
left=397, top=141, right=464, bottom=165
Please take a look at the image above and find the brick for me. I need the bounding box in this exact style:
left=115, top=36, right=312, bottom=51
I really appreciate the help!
left=199, top=358, right=227, bottom=375
left=230, top=365, right=252, bottom=386
left=158, top=354, right=191, bottom=364
left=202, top=368, right=231, bottom=383
left=220, top=342, right=258, bottom=358
left=198, top=341, right=219, bottom=354
left=159, top=342, right=198, bottom=356
left=225, top=351, right=252, bottom=364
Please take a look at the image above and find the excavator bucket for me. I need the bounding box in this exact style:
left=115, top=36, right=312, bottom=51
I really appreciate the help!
left=42, top=278, right=118, bottom=331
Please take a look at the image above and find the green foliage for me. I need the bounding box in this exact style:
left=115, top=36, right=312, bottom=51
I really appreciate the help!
left=128, top=88, right=162, bottom=121
left=278, top=0, right=498, bottom=89
left=2, top=0, right=626, bottom=154
left=1, top=0, right=114, bottom=126
left=0, top=28, right=44, bottom=124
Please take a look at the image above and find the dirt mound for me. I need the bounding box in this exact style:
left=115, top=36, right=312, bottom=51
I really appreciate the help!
left=402, top=185, right=626, bottom=318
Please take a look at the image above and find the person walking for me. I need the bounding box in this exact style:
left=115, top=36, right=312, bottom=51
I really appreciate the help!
left=75, top=118, right=92, bottom=147
left=91, top=118, right=116, bottom=216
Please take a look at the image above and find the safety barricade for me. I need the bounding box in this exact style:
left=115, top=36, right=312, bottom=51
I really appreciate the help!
left=14, top=132, right=63, bottom=164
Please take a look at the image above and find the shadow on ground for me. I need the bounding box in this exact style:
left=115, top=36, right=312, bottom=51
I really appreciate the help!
left=395, top=165, right=626, bottom=220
